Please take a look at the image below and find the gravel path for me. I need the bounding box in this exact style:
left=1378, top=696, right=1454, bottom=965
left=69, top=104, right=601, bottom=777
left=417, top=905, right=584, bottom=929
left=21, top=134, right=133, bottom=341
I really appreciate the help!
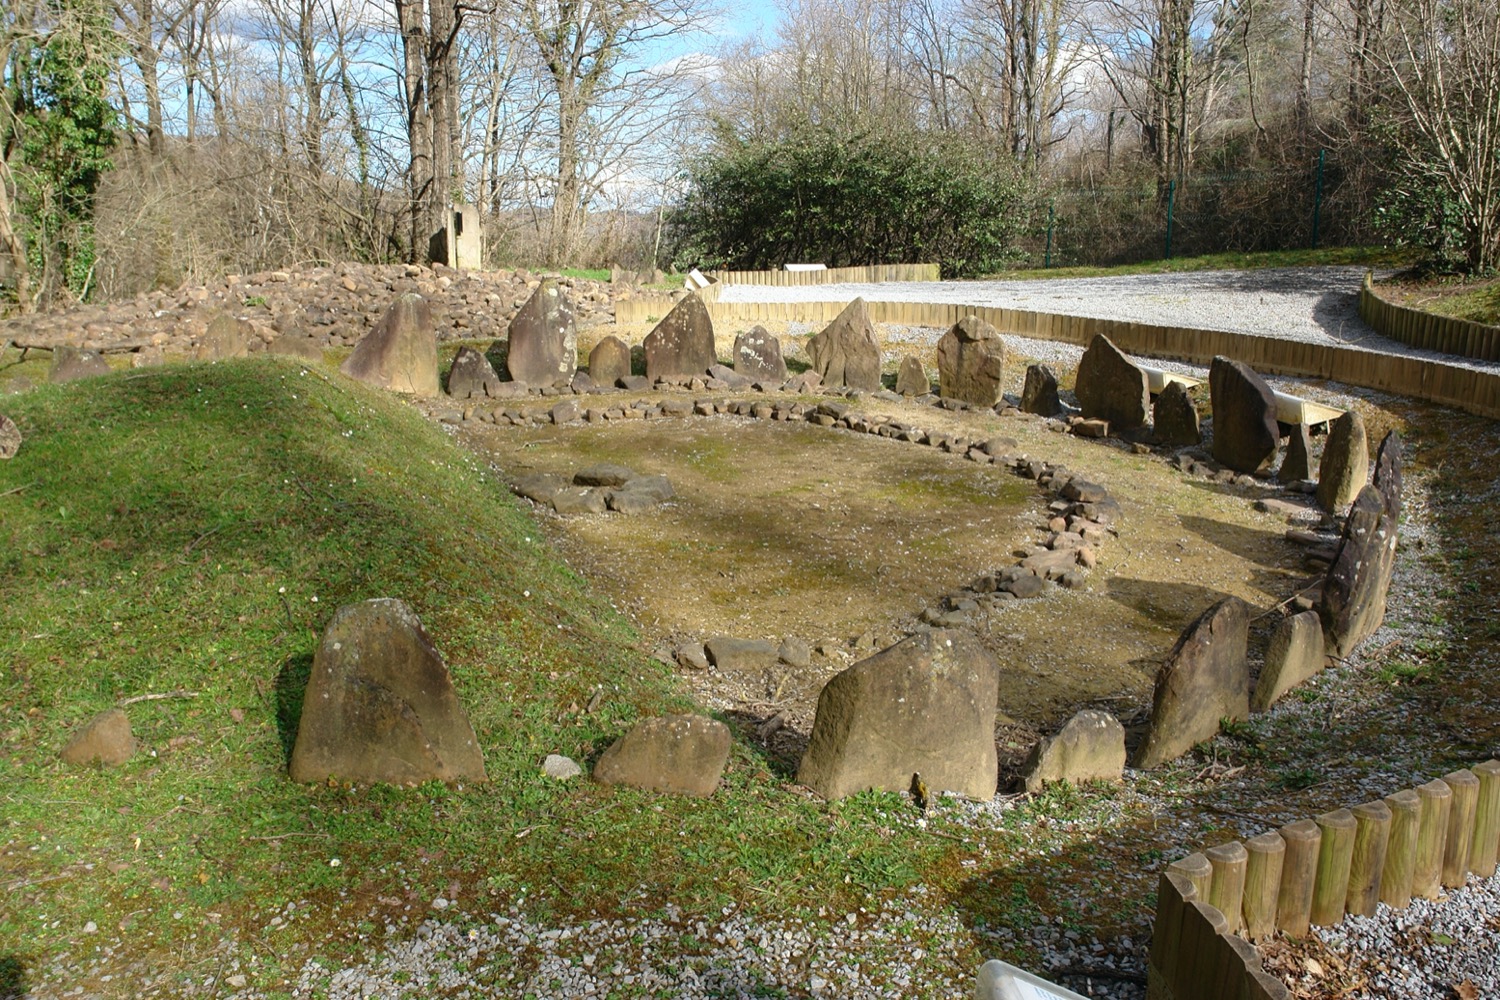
left=722, top=266, right=1500, bottom=375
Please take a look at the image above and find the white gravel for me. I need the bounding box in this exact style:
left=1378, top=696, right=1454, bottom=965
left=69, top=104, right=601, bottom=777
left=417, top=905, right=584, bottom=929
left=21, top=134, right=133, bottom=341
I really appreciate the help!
left=725, top=267, right=1500, bottom=374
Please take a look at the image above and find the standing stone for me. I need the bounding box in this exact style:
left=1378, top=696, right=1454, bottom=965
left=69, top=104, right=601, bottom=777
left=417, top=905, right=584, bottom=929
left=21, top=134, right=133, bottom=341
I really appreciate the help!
left=1251, top=611, right=1327, bottom=712
left=1372, top=430, right=1403, bottom=523
left=446, top=345, right=502, bottom=399
left=0, top=412, right=19, bottom=460
left=593, top=714, right=731, bottom=796
left=1280, top=424, right=1313, bottom=482
left=49, top=347, right=111, bottom=383
left=936, top=315, right=1005, bottom=406
left=198, top=313, right=252, bottom=361
left=1153, top=381, right=1201, bottom=446
left=1318, top=484, right=1399, bottom=658
left=797, top=629, right=999, bottom=801
left=588, top=335, right=632, bottom=387
left=733, top=326, right=787, bottom=382
left=60, top=708, right=135, bottom=766
left=289, top=598, right=487, bottom=785
left=806, top=298, right=882, bottom=391
left=643, top=293, right=716, bottom=381
left=1021, top=364, right=1062, bottom=416
left=341, top=293, right=439, bottom=395
left=1133, top=598, right=1251, bottom=768
left=895, top=355, right=930, bottom=396
left=1209, top=356, right=1280, bottom=473
left=1316, top=410, right=1368, bottom=511
left=506, top=278, right=578, bottom=385
left=1020, top=710, right=1126, bottom=793
left=1074, top=334, right=1150, bottom=430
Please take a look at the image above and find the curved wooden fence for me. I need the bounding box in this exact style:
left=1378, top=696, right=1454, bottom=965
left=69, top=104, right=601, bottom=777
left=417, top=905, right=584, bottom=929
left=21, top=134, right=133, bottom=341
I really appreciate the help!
left=705, top=263, right=941, bottom=286
left=1358, top=272, right=1500, bottom=362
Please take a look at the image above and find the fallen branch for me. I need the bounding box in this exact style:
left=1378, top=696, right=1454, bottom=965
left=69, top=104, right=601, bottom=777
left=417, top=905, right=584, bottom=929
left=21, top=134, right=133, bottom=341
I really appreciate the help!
left=0, top=482, right=38, bottom=498
left=117, top=690, right=200, bottom=707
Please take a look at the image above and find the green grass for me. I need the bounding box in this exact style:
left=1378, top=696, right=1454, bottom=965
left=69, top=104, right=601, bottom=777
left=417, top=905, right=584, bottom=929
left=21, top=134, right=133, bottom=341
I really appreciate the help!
left=1389, top=277, right=1500, bottom=327
left=559, top=267, right=611, bottom=282
left=7, top=358, right=1137, bottom=993
left=981, top=246, right=1407, bottom=281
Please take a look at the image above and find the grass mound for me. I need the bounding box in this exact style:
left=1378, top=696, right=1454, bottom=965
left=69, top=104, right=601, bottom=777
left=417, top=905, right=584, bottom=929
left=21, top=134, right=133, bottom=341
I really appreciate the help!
left=0, top=358, right=988, bottom=991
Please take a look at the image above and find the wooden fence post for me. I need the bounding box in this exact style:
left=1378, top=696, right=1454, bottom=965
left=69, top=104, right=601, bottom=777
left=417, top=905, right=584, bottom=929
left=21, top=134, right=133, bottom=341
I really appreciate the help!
left=1471, top=760, right=1500, bottom=878
left=1242, top=831, right=1285, bottom=941
left=1206, top=842, right=1249, bottom=935
left=1442, top=770, right=1479, bottom=887
left=1275, top=819, right=1322, bottom=937
left=1346, top=800, right=1392, bottom=917
left=1311, top=809, right=1357, bottom=925
left=1170, top=852, right=1215, bottom=902
left=1415, top=778, right=1453, bottom=898
left=1381, top=789, right=1420, bottom=908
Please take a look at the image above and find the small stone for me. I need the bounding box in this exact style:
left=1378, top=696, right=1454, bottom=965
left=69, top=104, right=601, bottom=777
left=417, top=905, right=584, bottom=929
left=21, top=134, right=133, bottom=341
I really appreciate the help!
left=542, top=754, right=583, bottom=780
left=675, top=643, right=709, bottom=671
left=432, top=897, right=450, bottom=910
left=60, top=709, right=135, bottom=766
left=83, top=921, right=98, bottom=934
left=0, top=412, right=20, bottom=460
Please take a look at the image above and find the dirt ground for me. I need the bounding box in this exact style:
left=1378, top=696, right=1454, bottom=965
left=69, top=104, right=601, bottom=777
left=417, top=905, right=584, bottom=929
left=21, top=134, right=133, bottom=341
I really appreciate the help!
left=458, top=336, right=1321, bottom=753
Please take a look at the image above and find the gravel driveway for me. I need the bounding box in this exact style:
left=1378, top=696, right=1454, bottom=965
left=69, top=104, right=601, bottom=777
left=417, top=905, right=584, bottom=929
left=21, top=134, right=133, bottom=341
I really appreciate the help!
left=719, top=266, right=1500, bottom=374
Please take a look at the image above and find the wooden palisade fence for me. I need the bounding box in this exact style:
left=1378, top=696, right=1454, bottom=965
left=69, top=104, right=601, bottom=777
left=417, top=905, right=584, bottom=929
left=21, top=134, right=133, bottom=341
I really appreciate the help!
left=1148, top=759, right=1500, bottom=1000
left=1358, top=272, right=1500, bottom=362
left=704, top=262, right=941, bottom=286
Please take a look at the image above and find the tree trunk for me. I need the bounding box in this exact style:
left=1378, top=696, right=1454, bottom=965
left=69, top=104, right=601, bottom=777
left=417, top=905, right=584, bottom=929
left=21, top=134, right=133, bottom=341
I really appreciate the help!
left=397, top=0, right=431, bottom=262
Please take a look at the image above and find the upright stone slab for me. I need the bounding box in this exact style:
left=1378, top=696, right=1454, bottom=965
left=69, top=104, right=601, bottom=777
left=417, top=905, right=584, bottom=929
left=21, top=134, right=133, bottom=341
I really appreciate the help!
left=1133, top=598, right=1251, bottom=768
left=1251, top=611, right=1327, bottom=711
left=588, top=335, right=632, bottom=387
left=1372, top=430, right=1403, bottom=522
left=643, top=293, right=716, bottom=381
left=506, top=278, right=577, bottom=385
left=49, top=347, right=111, bottom=383
left=1021, top=710, right=1126, bottom=793
left=446, top=345, right=502, bottom=399
left=1153, top=380, right=1201, bottom=446
left=1074, top=334, right=1149, bottom=430
left=936, top=315, right=1005, bottom=406
left=289, top=598, right=487, bottom=785
left=895, top=355, right=929, bottom=396
left=593, top=714, right=731, bottom=796
left=198, top=313, right=252, bottom=361
left=1317, top=410, right=1369, bottom=511
left=807, top=298, right=882, bottom=391
left=797, top=629, right=999, bottom=801
left=1319, top=484, right=1399, bottom=658
left=341, top=293, right=439, bottom=395
left=1280, top=424, right=1313, bottom=482
left=1209, top=356, right=1280, bottom=473
left=1021, top=364, right=1061, bottom=416
left=0, top=413, right=19, bottom=460
left=732, top=326, right=787, bottom=382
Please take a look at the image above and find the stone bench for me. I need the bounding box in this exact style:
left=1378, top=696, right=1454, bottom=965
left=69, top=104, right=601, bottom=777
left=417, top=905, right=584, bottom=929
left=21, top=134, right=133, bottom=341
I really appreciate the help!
left=1137, top=364, right=1343, bottom=428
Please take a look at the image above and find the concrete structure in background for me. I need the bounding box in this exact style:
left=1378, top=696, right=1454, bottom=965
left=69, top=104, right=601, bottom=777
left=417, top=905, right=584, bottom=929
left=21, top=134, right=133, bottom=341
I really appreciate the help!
left=975, top=960, right=1089, bottom=999
left=430, top=204, right=482, bottom=270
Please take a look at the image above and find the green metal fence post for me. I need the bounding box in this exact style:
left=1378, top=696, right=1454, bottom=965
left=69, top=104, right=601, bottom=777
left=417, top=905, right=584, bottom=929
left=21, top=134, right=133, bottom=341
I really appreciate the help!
left=1165, top=179, right=1176, bottom=260
left=1045, top=203, right=1055, bottom=268
left=1312, top=149, right=1326, bottom=248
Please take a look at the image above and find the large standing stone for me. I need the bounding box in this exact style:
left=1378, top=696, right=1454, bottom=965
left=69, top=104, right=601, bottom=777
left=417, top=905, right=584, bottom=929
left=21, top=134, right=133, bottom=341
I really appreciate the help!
left=1251, top=611, right=1327, bottom=711
left=0, top=412, right=19, bottom=460
left=446, top=345, right=502, bottom=399
left=198, top=313, right=252, bottom=361
left=49, top=347, right=111, bottom=383
left=289, top=598, right=487, bottom=785
left=1372, top=429, right=1403, bottom=523
left=894, top=355, right=929, bottom=396
left=588, top=335, right=632, bottom=387
left=1133, top=598, right=1251, bottom=768
left=593, top=714, right=731, bottom=796
left=1153, top=381, right=1201, bottom=446
left=341, top=294, right=439, bottom=395
left=797, top=629, right=999, bottom=801
left=644, top=293, right=716, bottom=381
left=506, top=278, right=578, bottom=385
left=936, top=315, right=1005, bottom=406
left=60, top=708, right=135, bottom=766
left=733, top=326, right=787, bottom=382
left=1074, top=334, right=1150, bottom=430
left=806, top=298, right=882, bottom=391
left=1280, top=424, right=1313, bottom=482
left=1021, top=364, right=1062, bottom=416
left=1318, top=484, right=1399, bottom=658
left=1316, top=410, right=1368, bottom=511
left=1020, top=710, right=1126, bottom=793
left=1209, top=356, right=1280, bottom=473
